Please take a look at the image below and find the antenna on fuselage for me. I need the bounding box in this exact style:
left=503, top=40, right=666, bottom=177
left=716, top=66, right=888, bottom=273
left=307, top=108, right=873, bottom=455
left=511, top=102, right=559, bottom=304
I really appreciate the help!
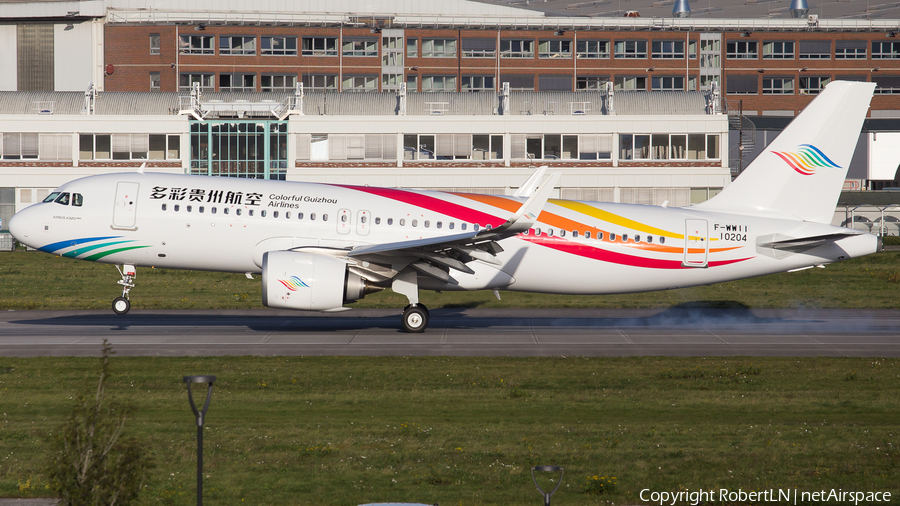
left=137, top=162, right=146, bottom=174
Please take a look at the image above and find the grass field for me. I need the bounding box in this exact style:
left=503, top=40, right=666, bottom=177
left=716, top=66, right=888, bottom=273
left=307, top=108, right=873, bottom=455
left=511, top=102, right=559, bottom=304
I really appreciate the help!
left=1, top=355, right=898, bottom=505
left=0, top=248, right=898, bottom=310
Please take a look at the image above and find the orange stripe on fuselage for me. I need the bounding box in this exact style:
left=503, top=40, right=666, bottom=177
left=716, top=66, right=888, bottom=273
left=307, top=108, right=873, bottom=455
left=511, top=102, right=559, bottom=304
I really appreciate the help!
left=450, top=192, right=740, bottom=254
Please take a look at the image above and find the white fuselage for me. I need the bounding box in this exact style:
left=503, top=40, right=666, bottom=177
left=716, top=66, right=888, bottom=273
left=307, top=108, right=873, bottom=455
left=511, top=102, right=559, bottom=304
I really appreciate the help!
left=9, top=172, right=878, bottom=296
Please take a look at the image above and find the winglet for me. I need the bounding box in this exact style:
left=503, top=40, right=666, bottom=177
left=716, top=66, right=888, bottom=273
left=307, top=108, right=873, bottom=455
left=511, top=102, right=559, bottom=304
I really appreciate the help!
left=487, top=171, right=560, bottom=235
left=512, top=166, right=548, bottom=198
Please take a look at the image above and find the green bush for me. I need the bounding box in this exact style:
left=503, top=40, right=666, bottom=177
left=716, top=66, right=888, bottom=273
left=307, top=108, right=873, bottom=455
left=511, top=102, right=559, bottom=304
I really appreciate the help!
left=45, top=341, right=153, bottom=506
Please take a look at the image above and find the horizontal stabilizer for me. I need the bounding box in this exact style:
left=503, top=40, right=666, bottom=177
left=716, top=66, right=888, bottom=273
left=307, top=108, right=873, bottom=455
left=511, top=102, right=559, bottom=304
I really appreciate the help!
left=756, top=232, right=861, bottom=258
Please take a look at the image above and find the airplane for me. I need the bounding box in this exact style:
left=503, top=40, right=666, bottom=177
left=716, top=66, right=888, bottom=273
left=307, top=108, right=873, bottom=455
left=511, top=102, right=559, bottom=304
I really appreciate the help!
left=8, top=81, right=880, bottom=333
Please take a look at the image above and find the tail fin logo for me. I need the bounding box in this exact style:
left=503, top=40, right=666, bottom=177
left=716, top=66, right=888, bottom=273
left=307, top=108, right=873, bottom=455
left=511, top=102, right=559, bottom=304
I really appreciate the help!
left=278, top=276, right=310, bottom=291
left=771, top=144, right=841, bottom=176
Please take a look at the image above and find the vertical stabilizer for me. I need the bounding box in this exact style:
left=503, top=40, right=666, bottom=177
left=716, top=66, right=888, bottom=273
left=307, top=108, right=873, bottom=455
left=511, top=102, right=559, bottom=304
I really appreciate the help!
left=695, top=81, right=875, bottom=223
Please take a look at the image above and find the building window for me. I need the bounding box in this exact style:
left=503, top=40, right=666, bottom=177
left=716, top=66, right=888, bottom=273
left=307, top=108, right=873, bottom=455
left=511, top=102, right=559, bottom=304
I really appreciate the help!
left=538, top=75, right=571, bottom=92
left=342, top=75, right=377, bottom=92
left=700, top=75, right=720, bottom=90
left=872, top=42, right=900, bottom=59
left=261, top=74, right=297, bottom=91
left=651, top=76, right=684, bottom=91
left=835, top=41, right=866, bottom=59
left=799, top=76, right=830, bottom=95
left=576, top=76, right=607, bottom=91
left=461, top=75, right=494, bottom=92
left=422, top=75, right=456, bottom=92
left=500, top=75, right=534, bottom=91
left=726, top=75, right=758, bottom=94
left=219, top=73, right=256, bottom=91
left=614, top=40, right=647, bottom=59
left=422, top=38, right=456, bottom=58
left=150, top=33, right=160, bottom=55
left=150, top=72, right=160, bottom=92
left=343, top=37, right=378, bottom=57
left=874, top=76, right=900, bottom=94
left=179, top=73, right=214, bottom=91
left=382, top=36, right=404, bottom=67
left=220, top=36, right=256, bottom=55
left=651, top=40, right=684, bottom=59
left=302, top=37, right=337, bottom=56
left=405, top=75, right=417, bottom=91
left=1, top=133, right=39, bottom=160
left=406, top=38, right=418, bottom=58
left=763, top=77, right=794, bottom=94
left=403, top=134, right=435, bottom=160
left=726, top=40, right=757, bottom=59
left=382, top=73, right=403, bottom=91
left=472, top=135, right=504, bottom=160
left=462, top=38, right=496, bottom=58
left=261, top=36, right=297, bottom=56
left=500, top=39, right=534, bottom=58
left=302, top=74, right=337, bottom=91
left=799, top=41, right=830, bottom=59
left=614, top=76, right=646, bottom=91
left=576, top=40, right=609, bottom=59
left=179, top=35, right=214, bottom=55
left=620, top=133, right=717, bottom=160
left=763, top=41, right=794, bottom=59
left=538, top=40, right=572, bottom=59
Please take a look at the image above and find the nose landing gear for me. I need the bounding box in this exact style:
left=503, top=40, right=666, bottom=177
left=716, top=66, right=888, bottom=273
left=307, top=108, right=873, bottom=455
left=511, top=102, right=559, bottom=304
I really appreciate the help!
left=112, top=264, right=136, bottom=315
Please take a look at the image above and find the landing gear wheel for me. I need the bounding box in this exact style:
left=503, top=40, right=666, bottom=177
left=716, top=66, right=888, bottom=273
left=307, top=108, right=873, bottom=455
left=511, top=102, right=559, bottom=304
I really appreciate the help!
left=401, top=304, right=429, bottom=333
left=112, top=296, right=131, bottom=315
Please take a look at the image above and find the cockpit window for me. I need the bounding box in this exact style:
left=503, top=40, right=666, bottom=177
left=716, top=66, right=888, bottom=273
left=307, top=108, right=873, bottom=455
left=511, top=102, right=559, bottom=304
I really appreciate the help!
left=44, top=192, right=60, bottom=203
left=55, top=193, right=70, bottom=205
left=73, top=193, right=84, bottom=207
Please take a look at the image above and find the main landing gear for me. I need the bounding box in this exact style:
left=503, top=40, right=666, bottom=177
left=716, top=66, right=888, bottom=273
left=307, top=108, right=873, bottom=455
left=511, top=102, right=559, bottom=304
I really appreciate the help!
left=401, top=304, right=429, bottom=333
left=112, top=264, right=136, bottom=315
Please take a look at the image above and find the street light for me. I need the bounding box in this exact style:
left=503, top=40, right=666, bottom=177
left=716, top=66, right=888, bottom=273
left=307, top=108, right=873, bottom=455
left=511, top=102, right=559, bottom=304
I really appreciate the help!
left=184, top=375, right=216, bottom=506
left=531, top=465, right=564, bottom=506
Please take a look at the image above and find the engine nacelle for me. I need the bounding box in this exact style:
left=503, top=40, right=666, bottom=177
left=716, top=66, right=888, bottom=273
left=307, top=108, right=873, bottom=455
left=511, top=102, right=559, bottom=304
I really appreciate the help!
left=262, top=251, right=376, bottom=311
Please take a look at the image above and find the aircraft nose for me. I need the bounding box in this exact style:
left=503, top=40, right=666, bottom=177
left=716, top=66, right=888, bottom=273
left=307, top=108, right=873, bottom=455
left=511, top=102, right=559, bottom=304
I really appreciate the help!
left=8, top=208, right=32, bottom=245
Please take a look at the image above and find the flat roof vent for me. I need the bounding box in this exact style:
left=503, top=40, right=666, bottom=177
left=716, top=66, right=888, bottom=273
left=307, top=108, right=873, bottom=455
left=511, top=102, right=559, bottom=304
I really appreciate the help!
left=790, top=0, right=810, bottom=18
left=672, top=0, right=691, bottom=18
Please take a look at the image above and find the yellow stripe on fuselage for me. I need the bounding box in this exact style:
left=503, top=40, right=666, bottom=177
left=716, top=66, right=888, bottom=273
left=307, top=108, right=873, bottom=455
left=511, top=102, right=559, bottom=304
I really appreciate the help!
left=550, top=199, right=683, bottom=239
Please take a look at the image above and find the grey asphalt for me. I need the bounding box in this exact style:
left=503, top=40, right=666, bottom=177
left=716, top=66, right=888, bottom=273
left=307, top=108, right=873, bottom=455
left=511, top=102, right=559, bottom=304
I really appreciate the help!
left=0, top=307, right=898, bottom=357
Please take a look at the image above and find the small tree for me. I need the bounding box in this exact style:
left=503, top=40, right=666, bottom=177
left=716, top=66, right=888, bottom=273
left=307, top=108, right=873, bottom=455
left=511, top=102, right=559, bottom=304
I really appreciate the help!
left=46, top=340, right=152, bottom=506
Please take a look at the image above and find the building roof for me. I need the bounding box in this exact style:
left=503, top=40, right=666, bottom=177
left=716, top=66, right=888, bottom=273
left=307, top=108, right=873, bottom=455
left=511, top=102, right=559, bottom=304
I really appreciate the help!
left=0, top=90, right=714, bottom=117
left=474, top=0, right=900, bottom=20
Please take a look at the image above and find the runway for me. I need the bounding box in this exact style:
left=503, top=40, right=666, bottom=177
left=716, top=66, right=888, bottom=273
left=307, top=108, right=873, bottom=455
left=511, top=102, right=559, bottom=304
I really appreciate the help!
left=0, top=307, right=898, bottom=357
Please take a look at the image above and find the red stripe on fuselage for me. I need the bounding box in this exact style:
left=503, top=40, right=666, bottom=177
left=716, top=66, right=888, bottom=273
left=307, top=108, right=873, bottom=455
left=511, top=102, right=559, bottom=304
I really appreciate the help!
left=521, top=235, right=752, bottom=269
left=334, top=185, right=506, bottom=227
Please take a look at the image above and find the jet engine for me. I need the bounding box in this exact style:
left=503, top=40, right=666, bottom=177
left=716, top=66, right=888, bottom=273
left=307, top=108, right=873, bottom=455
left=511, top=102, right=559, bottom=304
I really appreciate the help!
left=262, top=250, right=380, bottom=311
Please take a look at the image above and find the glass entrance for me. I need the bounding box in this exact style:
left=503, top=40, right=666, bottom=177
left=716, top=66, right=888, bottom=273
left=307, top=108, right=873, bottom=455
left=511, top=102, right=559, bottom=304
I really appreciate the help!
left=190, top=120, right=288, bottom=180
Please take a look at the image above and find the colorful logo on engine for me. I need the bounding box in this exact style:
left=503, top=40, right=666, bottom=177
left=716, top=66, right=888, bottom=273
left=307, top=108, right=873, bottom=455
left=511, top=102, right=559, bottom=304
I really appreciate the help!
left=278, top=276, right=310, bottom=291
left=771, top=144, right=840, bottom=176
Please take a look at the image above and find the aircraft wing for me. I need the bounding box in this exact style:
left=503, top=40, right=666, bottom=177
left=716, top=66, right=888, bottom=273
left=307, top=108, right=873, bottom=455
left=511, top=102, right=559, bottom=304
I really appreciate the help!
left=346, top=171, right=559, bottom=284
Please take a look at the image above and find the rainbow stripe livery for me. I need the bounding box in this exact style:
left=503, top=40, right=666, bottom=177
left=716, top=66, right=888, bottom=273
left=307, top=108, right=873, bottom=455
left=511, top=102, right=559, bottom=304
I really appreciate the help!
left=771, top=144, right=840, bottom=176
left=278, top=276, right=310, bottom=291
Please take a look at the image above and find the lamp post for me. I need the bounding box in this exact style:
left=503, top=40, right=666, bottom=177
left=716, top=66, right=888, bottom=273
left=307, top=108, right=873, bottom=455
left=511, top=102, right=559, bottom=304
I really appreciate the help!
left=184, top=375, right=215, bottom=506
left=531, top=465, right=564, bottom=506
